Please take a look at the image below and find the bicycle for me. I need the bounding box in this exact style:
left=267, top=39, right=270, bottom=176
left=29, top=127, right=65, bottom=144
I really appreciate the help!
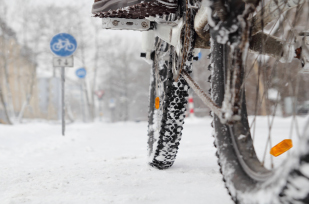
left=92, top=0, right=309, bottom=203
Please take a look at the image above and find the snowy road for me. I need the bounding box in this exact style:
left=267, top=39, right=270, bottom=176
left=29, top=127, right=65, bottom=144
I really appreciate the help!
left=0, top=118, right=232, bottom=204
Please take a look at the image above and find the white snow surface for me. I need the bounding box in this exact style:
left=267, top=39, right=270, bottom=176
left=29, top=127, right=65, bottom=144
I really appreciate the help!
left=0, top=118, right=233, bottom=204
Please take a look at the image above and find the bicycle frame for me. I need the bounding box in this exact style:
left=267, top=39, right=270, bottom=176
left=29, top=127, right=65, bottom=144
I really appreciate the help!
left=140, top=0, right=309, bottom=123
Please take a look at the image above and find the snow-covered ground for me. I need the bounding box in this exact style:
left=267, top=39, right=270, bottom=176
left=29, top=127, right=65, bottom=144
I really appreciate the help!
left=0, top=117, right=233, bottom=204
left=1, top=116, right=308, bottom=204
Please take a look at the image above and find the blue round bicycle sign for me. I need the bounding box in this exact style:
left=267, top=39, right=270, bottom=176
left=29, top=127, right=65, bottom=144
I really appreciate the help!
left=76, top=67, right=87, bottom=79
left=50, top=33, right=77, bottom=57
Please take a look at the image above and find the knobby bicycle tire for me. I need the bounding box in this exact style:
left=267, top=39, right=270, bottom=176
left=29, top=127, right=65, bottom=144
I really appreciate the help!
left=147, top=0, right=195, bottom=169
left=147, top=37, right=190, bottom=169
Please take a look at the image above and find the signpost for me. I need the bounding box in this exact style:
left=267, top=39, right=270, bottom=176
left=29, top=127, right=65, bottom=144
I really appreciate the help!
left=53, top=56, right=74, bottom=67
left=95, top=90, right=105, bottom=100
left=50, top=33, right=77, bottom=136
left=76, top=67, right=87, bottom=122
left=75, top=67, right=87, bottom=79
left=109, top=98, right=115, bottom=108
left=198, top=52, right=202, bottom=60
left=50, top=33, right=77, bottom=57
left=109, top=98, right=115, bottom=122
left=95, top=90, right=105, bottom=121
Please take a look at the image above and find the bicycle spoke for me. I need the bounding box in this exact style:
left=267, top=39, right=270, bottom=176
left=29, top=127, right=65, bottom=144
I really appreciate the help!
left=261, top=76, right=281, bottom=167
left=244, top=4, right=288, bottom=90
left=248, top=0, right=308, bottom=169
left=251, top=0, right=289, bottom=34
left=291, top=72, right=301, bottom=139
left=252, top=60, right=261, bottom=144
left=247, top=9, right=283, bottom=153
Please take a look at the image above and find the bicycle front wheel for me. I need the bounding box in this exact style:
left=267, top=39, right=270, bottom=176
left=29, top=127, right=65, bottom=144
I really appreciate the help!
left=210, top=1, right=309, bottom=203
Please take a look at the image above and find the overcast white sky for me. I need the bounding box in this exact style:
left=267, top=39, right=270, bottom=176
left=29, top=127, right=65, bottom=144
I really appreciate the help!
left=3, top=0, right=143, bottom=79
left=3, top=0, right=141, bottom=38
left=5, top=0, right=91, bottom=7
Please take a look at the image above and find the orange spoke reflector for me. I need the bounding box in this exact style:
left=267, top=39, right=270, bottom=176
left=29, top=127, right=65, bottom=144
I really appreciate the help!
left=155, top=97, right=160, bottom=109
left=270, top=139, right=293, bottom=157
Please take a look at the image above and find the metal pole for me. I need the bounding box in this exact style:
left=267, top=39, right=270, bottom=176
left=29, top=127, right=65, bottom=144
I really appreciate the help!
left=61, top=67, right=65, bottom=136
left=99, top=99, right=102, bottom=122
left=111, top=107, right=114, bottom=123
left=80, top=79, right=85, bottom=122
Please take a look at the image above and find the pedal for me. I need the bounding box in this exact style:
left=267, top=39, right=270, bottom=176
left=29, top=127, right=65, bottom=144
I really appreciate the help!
left=102, top=18, right=153, bottom=31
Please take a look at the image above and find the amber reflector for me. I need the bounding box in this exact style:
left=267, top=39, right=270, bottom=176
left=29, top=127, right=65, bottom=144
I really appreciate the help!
left=155, top=97, right=160, bottom=109
left=270, top=139, right=293, bottom=157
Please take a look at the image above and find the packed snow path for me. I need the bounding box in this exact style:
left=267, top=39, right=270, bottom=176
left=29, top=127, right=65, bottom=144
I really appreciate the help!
left=0, top=118, right=233, bottom=204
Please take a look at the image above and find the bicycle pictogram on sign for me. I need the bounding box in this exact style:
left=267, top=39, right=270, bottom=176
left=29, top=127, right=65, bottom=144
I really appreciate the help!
left=52, top=39, right=75, bottom=52
left=50, top=33, right=77, bottom=57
